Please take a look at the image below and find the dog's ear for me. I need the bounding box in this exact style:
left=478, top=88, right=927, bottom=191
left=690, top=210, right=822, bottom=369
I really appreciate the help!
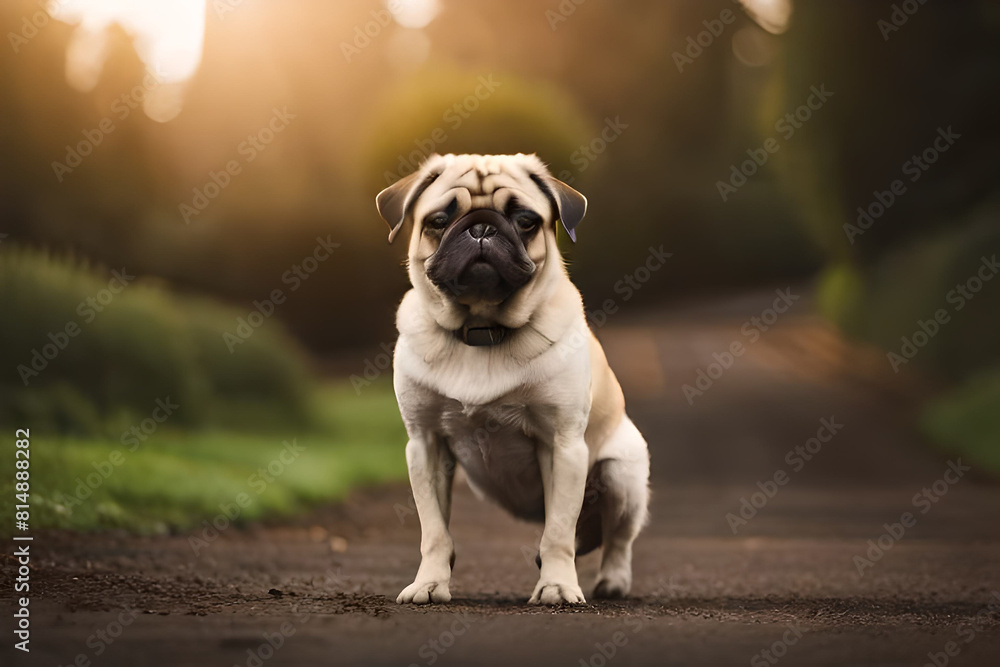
left=530, top=173, right=588, bottom=242
left=375, top=168, right=440, bottom=243
left=549, top=177, right=588, bottom=242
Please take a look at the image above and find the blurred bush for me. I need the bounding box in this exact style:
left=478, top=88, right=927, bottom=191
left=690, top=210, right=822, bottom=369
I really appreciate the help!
left=766, top=1, right=1000, bottom=263
left=359, top=65, right=824, bottom=305
left=0, top=246, right=313, bottom=434
left=768, top=0, right=1000, bottom=371
left=0, top=0, right=831, bottom=350
left=361, top=68, right=592, bottom=192
left=769, top=0, right=1000, bottom=468
left=819, top=216, right=1000, bottom=380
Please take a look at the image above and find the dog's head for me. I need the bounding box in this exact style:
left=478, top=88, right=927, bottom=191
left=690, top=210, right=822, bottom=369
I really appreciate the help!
left=375, top=154, right=586, bottom=329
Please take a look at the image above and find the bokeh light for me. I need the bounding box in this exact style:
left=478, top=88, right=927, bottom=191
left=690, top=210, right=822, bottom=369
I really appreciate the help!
left=387, top=0, right=440, bottom=29
left=51, top=0, right=206, bottom=120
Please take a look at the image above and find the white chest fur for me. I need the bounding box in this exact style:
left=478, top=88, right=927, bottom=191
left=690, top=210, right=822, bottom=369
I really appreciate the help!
left=393, top=322, right=593, bottom=520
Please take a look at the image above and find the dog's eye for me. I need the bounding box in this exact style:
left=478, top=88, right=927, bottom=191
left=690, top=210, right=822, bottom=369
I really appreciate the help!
left=513, top=212, right=541, bottom=232
left=424, top=212, right=449, bottom=230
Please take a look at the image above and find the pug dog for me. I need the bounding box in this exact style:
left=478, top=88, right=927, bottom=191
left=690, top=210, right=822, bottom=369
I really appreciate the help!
left=376, top=153, right=649, bottom=605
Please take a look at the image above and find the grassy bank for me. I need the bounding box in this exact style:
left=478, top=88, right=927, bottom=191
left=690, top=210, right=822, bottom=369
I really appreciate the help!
left=1, top=246, right=409, bottom=534
left=3, top=382, right=407, bottom=534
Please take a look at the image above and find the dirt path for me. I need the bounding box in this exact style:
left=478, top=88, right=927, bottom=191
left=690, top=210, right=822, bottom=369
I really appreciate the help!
left=7, top=292, right=1000, bottom=666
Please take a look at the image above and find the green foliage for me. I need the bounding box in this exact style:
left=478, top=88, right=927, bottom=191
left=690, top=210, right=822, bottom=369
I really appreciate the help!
left=363, top=69, right=592, bottom=187
left=0, top=247, right=409, bottom=534
left=921, top=368, right=1000, bottom=474
left=1, top=381, right=407, bottom=534
left=768, top=1, right=1000, bottom=263
left=0, top=246, right=313, bottom=433
left=831, top=218, right=1000, bottom=379
left=771, top=1, right=1000, bottom=387
left=815, top=262, right=865, bottom=335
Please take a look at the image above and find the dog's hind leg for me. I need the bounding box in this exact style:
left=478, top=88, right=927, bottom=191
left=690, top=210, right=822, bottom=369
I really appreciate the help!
left=574, top=461, right=609, bottom=558
left=592, top=418, right=650, bottom=599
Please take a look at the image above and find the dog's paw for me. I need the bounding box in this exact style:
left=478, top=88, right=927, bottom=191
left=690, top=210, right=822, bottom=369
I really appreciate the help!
left=396, top=579, right=452, bottom=604
left=528, top=580, right=586, bottom=605
left=593, top=575, right=630, bottom=600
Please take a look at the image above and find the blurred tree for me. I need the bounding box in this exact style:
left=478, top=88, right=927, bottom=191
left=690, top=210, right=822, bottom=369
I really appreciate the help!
left=768, top=0, right=1000, bottom=380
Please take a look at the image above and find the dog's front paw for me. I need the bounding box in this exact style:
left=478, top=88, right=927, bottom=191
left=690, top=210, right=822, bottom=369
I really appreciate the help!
left=396, top=579, right=452, bottom=604
left=528, top=579, right=586, bottom=605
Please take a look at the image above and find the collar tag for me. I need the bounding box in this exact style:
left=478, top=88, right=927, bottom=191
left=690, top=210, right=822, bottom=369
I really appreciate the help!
left=460, top=326, right=507, bottom=347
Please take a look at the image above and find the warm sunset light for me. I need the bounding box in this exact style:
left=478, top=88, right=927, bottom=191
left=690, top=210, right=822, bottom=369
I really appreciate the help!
left=739, top=0, right=792, bottom=33
left=3, top=1, right=997, bottom=663
left=387, top=0, right=440, bottom=30
left=50, top=0, right=207, bottom=120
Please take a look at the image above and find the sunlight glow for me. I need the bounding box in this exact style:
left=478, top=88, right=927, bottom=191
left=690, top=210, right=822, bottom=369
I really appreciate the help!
left=737, top=0, right=792, bottom=35
left=387, top=0, right=440, bottom=30
left=50, top=0, right=207, bottom=121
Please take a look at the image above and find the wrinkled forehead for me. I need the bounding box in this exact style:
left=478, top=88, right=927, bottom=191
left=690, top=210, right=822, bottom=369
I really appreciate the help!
left=411, top=158, right=552, bottom=223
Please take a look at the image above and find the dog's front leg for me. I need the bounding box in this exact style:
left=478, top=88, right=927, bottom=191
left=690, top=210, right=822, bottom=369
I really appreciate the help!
left=529, top=434, right=588, bottom=605
left=397, top=436, right=456, bottom=604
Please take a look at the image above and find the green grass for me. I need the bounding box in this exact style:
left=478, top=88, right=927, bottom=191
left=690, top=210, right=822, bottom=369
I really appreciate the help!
left=921, top=368, right=1000, bottom=475
left=2, top=381, right=407, bottom=534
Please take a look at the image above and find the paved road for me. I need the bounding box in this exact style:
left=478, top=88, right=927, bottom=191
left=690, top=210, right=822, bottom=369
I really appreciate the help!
left=7, top=292, right=1000, bottom=666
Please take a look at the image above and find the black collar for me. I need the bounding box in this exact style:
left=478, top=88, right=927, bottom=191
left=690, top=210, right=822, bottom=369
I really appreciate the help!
left=456, top=324, right=509, bottom=347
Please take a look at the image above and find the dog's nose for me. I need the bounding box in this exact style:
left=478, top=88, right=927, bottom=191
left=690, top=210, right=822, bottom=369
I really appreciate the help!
left=468, top=223, right=497, bottom=240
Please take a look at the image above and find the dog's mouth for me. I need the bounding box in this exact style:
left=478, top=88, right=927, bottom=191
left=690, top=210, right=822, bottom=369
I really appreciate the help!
left=460, top=260, right=501, bottom=289
left=425, top=209, right=536, bottom=304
